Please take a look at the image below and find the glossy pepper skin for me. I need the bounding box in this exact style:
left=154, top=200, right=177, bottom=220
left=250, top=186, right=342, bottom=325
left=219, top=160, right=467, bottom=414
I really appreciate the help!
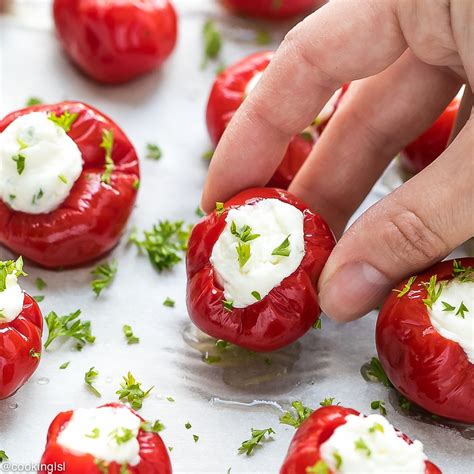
left=0, top=102, right=140, bottom=269
left=186, top=188, right=335, bottom=352
left=221, top=0, right=323, bottom=19
left=376, top=258, right=474, bottom=423
left=0, top=293, right=43, bottom=400
left=53, top=0, right=178, bottom=84
left=280, top=406, right=441, bottom=474
left=39, top=402, right=172, bottom=473
left=400, top=95, right=459, bottom=174
left=206, top=51, right=347, bottom=189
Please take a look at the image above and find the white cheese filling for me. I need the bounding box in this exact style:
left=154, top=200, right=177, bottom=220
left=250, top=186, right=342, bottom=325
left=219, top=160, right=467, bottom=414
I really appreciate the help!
left=210, top=199, right=305, bottom=308
left=0, top=274, right=24, bottom=322
left=320, top=414, right=427, bottom=474
left=429, top=279, right=474, bottom=363
left=56, top=406, right=142, bottom=466
left=0, top=111, right=83, bottom=214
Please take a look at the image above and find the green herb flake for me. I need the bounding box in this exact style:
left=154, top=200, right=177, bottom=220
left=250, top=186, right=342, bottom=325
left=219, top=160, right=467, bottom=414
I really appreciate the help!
left=202, top=150, right=214, bottom=161
left=193, top=434, right=199, bottom=443
left=394, top=275, right=416, bottom=298
left=271, top=235, right=291, bottom=257
left=185, top=422, right=192, bottom=430
left=366, top=357, right=393, bottom=388
left=26, top=97, right=43, bottom=106
left=35, top=277, right=46, bottom=291
left=333, top=452, right=343, bottom=470
left=132, top=179, right=140, bottom=190
left=116, top=371, right=153, bottom=410
left=370, top=400, right=387, bottom=416
left=58, top=174, right=68, bottom=184
left=163, top=297, right=175, bottom=308
left=166, top=396, right=175, bottom=402
left=48, top=111, right=78, bottom=132
left=456, top=301, right=469, bottom=319
left=215, top=339, right=230, bottom=349
left=236, top=241, right=251, bottom=269
left=422, top=275, right=445, bottom=309
left=141, top=420, right=165, bottom=433
left=0, top=451, right=9, bottom=462
left=109, top=427, right=135, bottom=445
left=85, top=427, right=101, bottom=439
left=230, top=222, right=260, bottom=242
left=129, top=221, right=192, bottom=272
left=279, top=401, right=313, bottom=428
left=91, top=260, right=117, bottom=296
left=29, top=348, right=41, bottom=359
left=319, top=397, right=336, bottom=407
left=100, top=129, right=114, bottom=184
left=195, top=206, right=205, bottom=218
left=442, top=301, right=456, bottom=312
left=59, top=361, right=70, bottom=370
left=312, top=318, right=322, bottom=330
left=33, top=295, right=45, bottom=302
left=146, top=143, right=162, bottom=160
left=223, top=299, right=234, bottom=312
left=202, top=20, right=222, bottom=69
left=452, top=259, right=474, bottom=283
left=251, top=291, right=261, bottom=301
left=84, top=367, right=101, bottom=397
left=0, top=257, right=27, bottom=293
left=123, top=324, right=140, bottom=345
left=44, top=309, right=95, bottom=349
left=354, top=438, right=371, bottom=457
left=369, top=422, right=385, bottom=434
left=305, top=460, right=328, bottom=474
left=215, top=202, right=225, bottom=216
left=12, top=154, right=26, bottom=175
left=238, top=428, right=274, bottom=456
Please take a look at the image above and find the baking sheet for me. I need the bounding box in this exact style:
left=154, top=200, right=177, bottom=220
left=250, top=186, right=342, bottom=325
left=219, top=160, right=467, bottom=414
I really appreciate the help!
left=0, top=2, right=472, bottom=472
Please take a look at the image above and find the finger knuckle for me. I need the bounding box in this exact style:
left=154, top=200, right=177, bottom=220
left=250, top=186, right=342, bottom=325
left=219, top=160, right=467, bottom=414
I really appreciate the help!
left=381, top=208, right=448, bottom=266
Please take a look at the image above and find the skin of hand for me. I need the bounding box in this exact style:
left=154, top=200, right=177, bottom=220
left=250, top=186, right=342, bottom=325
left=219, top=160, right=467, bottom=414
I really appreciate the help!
left=201, top=0, right=474, bottom=322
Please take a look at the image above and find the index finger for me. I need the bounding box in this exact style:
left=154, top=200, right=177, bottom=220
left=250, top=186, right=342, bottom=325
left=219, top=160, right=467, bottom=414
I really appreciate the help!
left=201, top=0, right=406, bottom=212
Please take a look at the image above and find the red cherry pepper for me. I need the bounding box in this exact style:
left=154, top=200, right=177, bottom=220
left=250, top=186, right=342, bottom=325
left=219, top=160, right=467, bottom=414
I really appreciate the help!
left=280, top=405, right=441, bottom=474
left=400, top=96, right=460, bottom=174
left=376, top=258, right=474, bottom=423
left=186, top=187, right=335, bottom=352
left=0, top=102, right=139, bottom=269
left=39, top=402, right=172, bottom=473
left=206, top=51, right=347, bottom=189
left=221, top=0, right=323, bottom=19
left=53, top=0, right=178, bottom=84
left=0, top=292, right=43, bottom=400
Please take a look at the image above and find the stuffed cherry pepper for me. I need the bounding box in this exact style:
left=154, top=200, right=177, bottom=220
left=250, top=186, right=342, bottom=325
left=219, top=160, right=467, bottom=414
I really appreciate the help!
left=400, top=93, right=460, bottom=174
left=0, top=102, right=139, bottom=269
left=39, top=402, right=172, bottom=473
left=53, top=0, right=178, bottom=84
left=206, top=51, right=347, bottom=188
left=376, top=258, right=474, bottom=423
left=220, top=0, right=322, bottom=19
left=186, top=188, right=335, bottom=352
left=0, top=257, right=43, bottom=399
left=281, top=405, right=441, bottom=474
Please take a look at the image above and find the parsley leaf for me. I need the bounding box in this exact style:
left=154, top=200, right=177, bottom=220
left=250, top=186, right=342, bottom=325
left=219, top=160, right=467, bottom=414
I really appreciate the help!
left=215, top=202, right=225, bottom=216
left=272, top=235, right=291, bottom=257
left=141, top=420, right=165, bottom=433
left=306, top=460, right=329, bottom=474
left=279, top=401, right=313, bottom=428
left=85, top=427, right=100, bottom=439
left=193, top=434, right=199, bottom=443
left=230, top=222, right=260, bottom=242
left=312, top=318, right=322, bottom=329
left=146, top=143, right=162, bottom=160
left=35, top=277, right=47, bottom=291
left=442, top=301, right=456, bottom=312
left=0, top=257, right=27, bottom=292
left=354, top=438, right=371, bottom=457
left=116, top=372, right=153, bottom=410
left=236, top=241, right=251, bottom=269
left=422, top=275, right=445, bottom=309
left=370, top=400, right=387, bottom=415
left=129, top=221, right=191, bottom=272
left=44, top=310, right=95, bottom=349
left=456, top=301, right=469, bottom=318
left=163, top=297, right=175, bottom=308
left=91, top=260, right=117, bottom=296
left=59, top=361, right=70, bottom=369
left=319, top=397, right=336, bottom=407
left=369, top=422, right=384, bottom=434
left=251, top=291, right=261, bottom=301
left=26, top=97, right=43, bottom=106
left=238, top=428, right=274, bottom=456
left=48, top=111, right=78, bottom=132
left=202, top=20, right=222, bottom=69
left=100, top=129, right=114, bottom=184
left=366, top=357, right=392, bottom=388
left=223, top=299, right=234, bottom=311
left=12, top=154, right=26, bottom=175
left=394, top=275, right=416, bottom=298
left=185, top=422, right=192, bottom=430
left=123, top=324, right=140, bottom=344
left=84, top=367, right=101, bottom=397
left=452, top=259, right=474, bottom=282
left=0, top=450, right=8, bottom=462
left=109, top=427, right=135, bottom=445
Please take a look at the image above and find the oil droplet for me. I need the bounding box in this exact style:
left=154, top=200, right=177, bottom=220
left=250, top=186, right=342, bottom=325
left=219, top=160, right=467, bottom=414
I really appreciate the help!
left=8, top=402, right=18, bottom=409
left=37, top=377, right=50, bottom=385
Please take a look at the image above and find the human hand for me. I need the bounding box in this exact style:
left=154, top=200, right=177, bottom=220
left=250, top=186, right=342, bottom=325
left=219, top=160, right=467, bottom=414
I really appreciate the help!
left=201, top=0, right=474, bottom=321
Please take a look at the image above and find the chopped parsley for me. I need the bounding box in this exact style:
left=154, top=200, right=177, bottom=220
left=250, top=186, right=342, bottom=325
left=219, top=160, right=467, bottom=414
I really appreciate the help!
left=223, top=299, right=234, bottom=311
left=422, top=275, right=445, bottom=309
left=215, top=202, right=225, bottom=216
left=202, top=353, right=221, bottom=364
left=215, top=339, right=230, bottom=349
left=251, top=291, right=261, bottom=301
left=0, top=258, right=26, bottom=292
left=398, top=395, right=412, bottom=411
left=91, top=260, right=117, bottom=296
left=48, top=110, right=78, bottom=132
left=366, top=357, right=393, bottom=388
left=312, top=318, right=322, bottom=329
left=84, top=367, right=101, bottom=397
left=238, top=428, right=274, bottom=456
left=185, top=422, right=192, bottom=430
left=32, top=188, right=44, bottom=205
left=116, top=371, right=153, bottom=410
left=442, top=301, right=456, bottom=312
left=129, top=221, right=191, bottom=272
left=193, top=434, right=199, bottom=443
left=146, top=143, right=162, bottom=160
left=319, top=397, right=336, bottom=407
left=29, top=348, right=41, bottom=359
left=394, top=275, right=416, bottom=298
left=86, top=428, right=100, bottom=439
left=230, top=222, right=260, bottom=242
left=132, top=179, right=140, bottom=190
left=163, top=297, right=175, bottom=308
left=333, top=451, right=343, bottom=469
left=35, top=277, right=47, bottom=291
left=272, top=235, right=291, bottom=257
left=354, top=438, right=371, bottom=457
left=59, top=361, right=70, bottom=369
left=369, top=422, right=384, bottom=434
left=109, top=427, right=135, bottom=445
left=44, top=309, right=95, bottom=349
left=279, top=401, right=313, bottom=428
left=195, top=206, right=205, bottom=217
left=26, top=97, right=43, bottom=106
left=370, top=400, right=387, bottom=416
left=305, top=460, right=328, bottom=474
left=456, top=301, right=469, bottom=318
left=0, top=451, right=8, bottom=462
left=236, top=241, right=251, bottom=269
left=141, top=420, right=165, bottom=433
left=202, top=150, right=214, bottom=161
left=100, top=129, right=114, bottom=184
left=202, top=20, right=222, bottom=69
left=12, top=154, right=26, bottom=175
left=167, top=396, right=175, bottom=402
left=123, top=324, right=140, bottom=344
left=453, top=259, right=474, bottom=282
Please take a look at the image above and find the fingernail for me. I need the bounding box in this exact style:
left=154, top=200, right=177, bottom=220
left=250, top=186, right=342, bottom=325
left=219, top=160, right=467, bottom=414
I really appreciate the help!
left=319, top=262, right=392, bottom=322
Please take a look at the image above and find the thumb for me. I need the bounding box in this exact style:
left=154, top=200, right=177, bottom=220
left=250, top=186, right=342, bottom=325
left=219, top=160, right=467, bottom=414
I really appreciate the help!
left=318, top=119, right=474, bottom=322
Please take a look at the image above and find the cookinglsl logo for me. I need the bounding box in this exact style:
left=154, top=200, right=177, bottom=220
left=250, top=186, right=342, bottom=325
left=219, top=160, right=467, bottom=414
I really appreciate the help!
left=0, top=462, right=66, bottom=473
